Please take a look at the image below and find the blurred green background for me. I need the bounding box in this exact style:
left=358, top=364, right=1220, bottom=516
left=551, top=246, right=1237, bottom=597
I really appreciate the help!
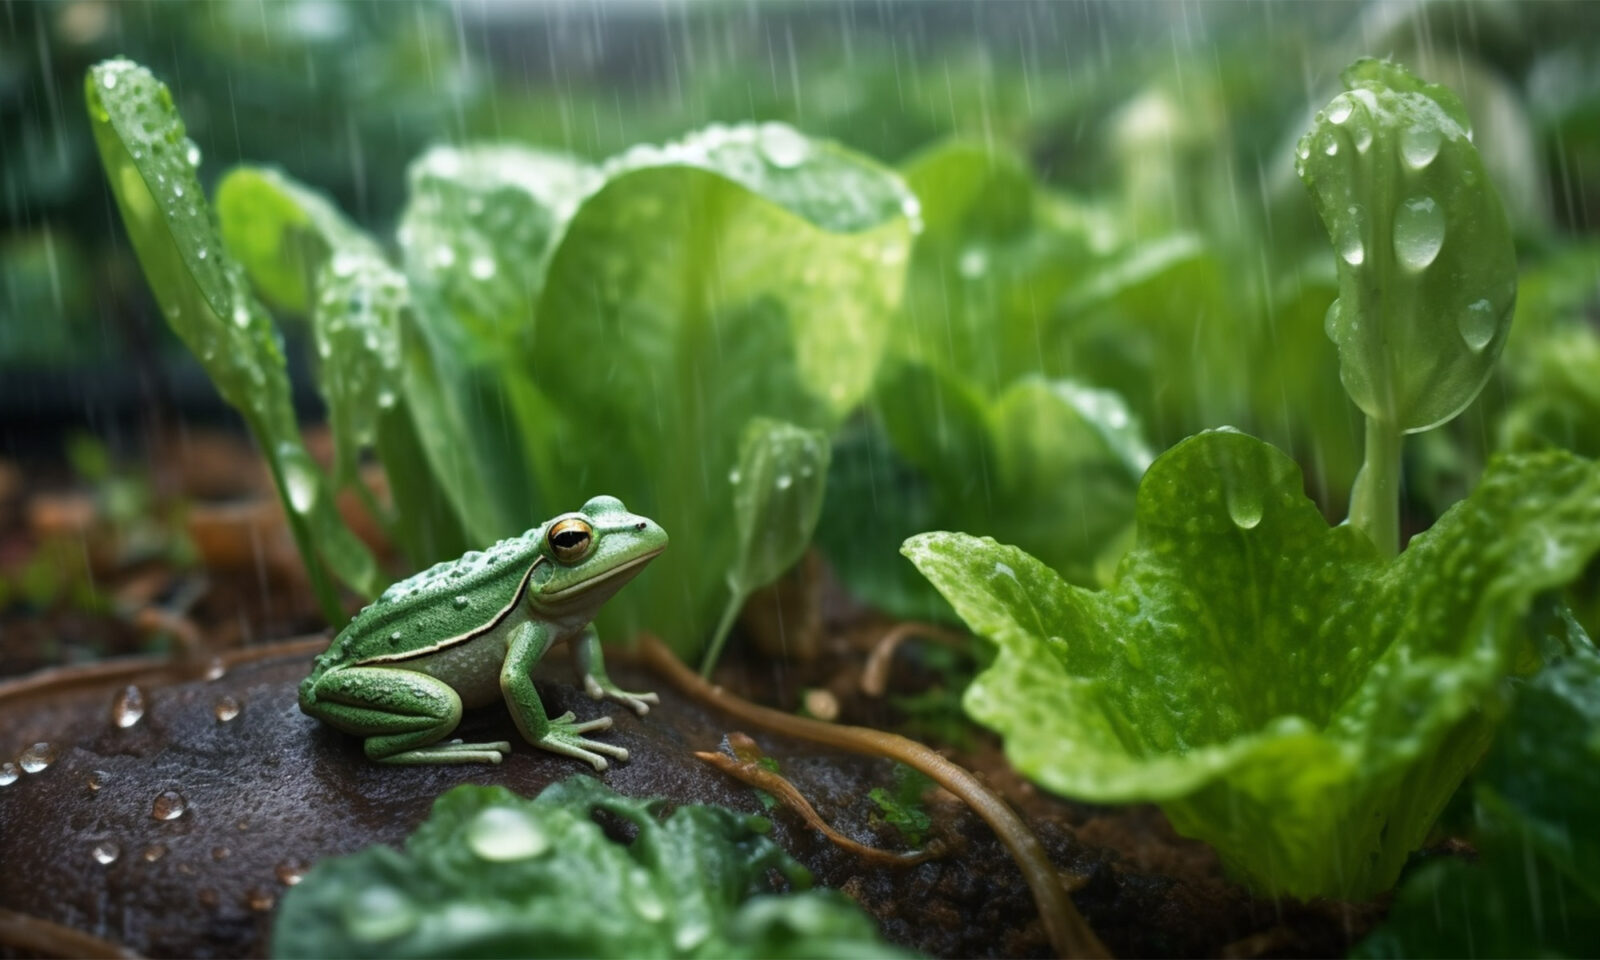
left=5, top=0, right=1597, bottom=514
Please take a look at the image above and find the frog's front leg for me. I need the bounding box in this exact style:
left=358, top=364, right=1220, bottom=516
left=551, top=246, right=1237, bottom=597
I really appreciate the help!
left=502, top=621, right=630, bottom=771
left=307, top=667, right=512, bottom=765
left=571, top=624, right=660, bottom=716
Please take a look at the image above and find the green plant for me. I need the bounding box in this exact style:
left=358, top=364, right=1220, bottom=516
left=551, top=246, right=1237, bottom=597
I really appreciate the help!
left=86, top=58, right=915, bottom=653
left=272, top=778, right=909, bottom=959
left=1297, top=58, right=1517, bottom=556
left=900, top=60, right=1591, bottom=900
left=1355, top=611, right=1600, bottom=957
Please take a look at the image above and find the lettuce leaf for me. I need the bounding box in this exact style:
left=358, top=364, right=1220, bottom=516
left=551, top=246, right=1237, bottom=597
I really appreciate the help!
left=1355, top=615, right=1600, bottom=956
left=904, top=429, right=1600, bottom=898
left=272, top=778, right=908, bottom=959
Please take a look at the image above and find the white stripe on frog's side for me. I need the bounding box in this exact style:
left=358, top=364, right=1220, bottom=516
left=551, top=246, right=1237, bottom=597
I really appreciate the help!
left=354, top=556, right=547, bottom=667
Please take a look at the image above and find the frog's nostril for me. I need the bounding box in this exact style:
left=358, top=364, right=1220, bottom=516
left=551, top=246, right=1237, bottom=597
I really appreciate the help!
left=634, top=522, right=646, bottom=531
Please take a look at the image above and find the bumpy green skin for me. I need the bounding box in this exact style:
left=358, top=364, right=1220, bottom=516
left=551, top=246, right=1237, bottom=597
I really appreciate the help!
left=299, top=496, right=667, bottom=769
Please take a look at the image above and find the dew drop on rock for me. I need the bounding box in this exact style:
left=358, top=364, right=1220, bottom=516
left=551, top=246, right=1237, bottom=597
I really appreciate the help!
left=467, top=806, right=550, bottom=861
left=1400, top=124, right=1442, bottom=169
left=1458, top=298, right=1498, bottom=352
left=151, top=789, right=187, bottom=821
left=198, top=888, right=219, bottom=908
left=275, top=860, right=307, bottom=886
left=86, top=770, right=105, bottom=792
left=0, top=763, right=18, bottom=786
left=112, top=684, right=146, bottom=728
left=93, top=841, right=121, bottom=865
left=214, top=696, right=241, bottom=723
left=246, top=887, right=276, bottom=912
left=142, top=844, right=168, bottom=862
left=204, top=657, right=227, bottom=681
left=19, top=742, right=56, bottom=773
left=1393, top=195, right=1445, bottom=271
left=212, top=845, right=230, bottom=861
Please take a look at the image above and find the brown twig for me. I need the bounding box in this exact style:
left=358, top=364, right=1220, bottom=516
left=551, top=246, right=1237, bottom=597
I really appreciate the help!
left=639, top=633, right=1109, bottom=960
left=696, top=732, right=945, bottom=867
left=859, top=620, right=973, bottom=696
left=0, top=907, right=143, bottom=959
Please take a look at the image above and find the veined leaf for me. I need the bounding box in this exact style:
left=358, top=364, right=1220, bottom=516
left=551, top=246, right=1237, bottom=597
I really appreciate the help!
left=904, top=429, right=1600, bottom=898
left=84, top=59, right=379, bottom=614
left=272, top=778, right=908, bottom=959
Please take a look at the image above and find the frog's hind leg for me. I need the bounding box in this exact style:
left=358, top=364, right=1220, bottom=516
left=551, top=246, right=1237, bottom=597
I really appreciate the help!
left=312, top=667, right=512, bottom=765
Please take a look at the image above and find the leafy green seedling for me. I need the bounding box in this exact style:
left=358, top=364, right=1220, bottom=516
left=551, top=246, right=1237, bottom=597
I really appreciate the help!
left=1298, top=58, right=1517, bottom=556
left=272, top=778, right=908, bottom=959
left=868, top=764, right=935, bottom=847
left=84, top=59, right=379, bottom=620
left=905, top=430, right=1600, bottom=899
left=1355, top=613, right=1600, bottom=957
left=701, top=419, right=830, bottom=676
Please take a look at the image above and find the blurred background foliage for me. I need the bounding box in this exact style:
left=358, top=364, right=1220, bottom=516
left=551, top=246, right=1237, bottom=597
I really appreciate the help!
left=5, top=0, right=1600, bottom=621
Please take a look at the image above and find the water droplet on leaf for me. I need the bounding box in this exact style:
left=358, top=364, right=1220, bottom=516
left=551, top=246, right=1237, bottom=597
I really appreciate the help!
left=1400, top=125, right=1441, bottom=169
left=467, top=806, right=550, bottom=861
left=1393, top=195, right=1445, bottom=271
left=1458, top=299, right=1498, bottom=352
left=1326, top=95, right=1353, bottom=125
left=757, top=123, right=810, bottom=169
left=345, top=886, right=417, bottom=942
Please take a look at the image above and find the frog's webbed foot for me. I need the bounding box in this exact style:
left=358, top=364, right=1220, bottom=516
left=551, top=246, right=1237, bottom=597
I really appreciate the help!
left=583, top=674, right=661, bottom=716
left=537, top=711, right=630, bottom=771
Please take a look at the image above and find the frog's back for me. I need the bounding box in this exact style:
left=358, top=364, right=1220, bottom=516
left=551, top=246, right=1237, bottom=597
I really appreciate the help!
left=303, top=531, right=543, bottom=687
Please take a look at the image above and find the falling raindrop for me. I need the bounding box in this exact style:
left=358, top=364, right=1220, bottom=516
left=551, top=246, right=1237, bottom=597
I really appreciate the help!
left=214, top=696, right=241, bottom=723
left=93, top=841, right=121, bottom=865
left=1458, top=299, right=1498, bottom=352
left=1393, top=195, right=1445, bottom=271
left=1400, top=125, right=1442, bottom=170
left=19, top=742, right=56, bottom=774
left=112, top=684, right=146, bottom=728
left=151, top=789, right=188, bottom=821
left=467, top=806, right=550, bottom=861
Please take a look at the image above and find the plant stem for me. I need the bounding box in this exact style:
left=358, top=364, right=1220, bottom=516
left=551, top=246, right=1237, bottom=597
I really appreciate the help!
left=640, top=633, right=1110, bottom=960
left=1349, top=416, right=1403, bottom=557
left=698, top=587, right=746, bottom=678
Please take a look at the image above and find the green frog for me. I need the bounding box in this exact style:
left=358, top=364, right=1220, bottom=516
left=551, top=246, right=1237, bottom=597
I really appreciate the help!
left=298, top=496, right=667, bottom=770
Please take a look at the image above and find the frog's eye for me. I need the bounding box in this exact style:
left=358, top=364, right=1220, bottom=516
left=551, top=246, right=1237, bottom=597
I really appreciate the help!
left=547, top=517, right=594, bottom=564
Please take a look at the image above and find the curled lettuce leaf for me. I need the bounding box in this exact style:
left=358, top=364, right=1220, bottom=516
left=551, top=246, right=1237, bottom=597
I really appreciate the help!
left=904, top=429, right=1600, bottom=898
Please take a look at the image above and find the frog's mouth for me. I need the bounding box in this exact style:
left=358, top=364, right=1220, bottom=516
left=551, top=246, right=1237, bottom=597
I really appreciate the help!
left=542, top=546, right=665, bottom=601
